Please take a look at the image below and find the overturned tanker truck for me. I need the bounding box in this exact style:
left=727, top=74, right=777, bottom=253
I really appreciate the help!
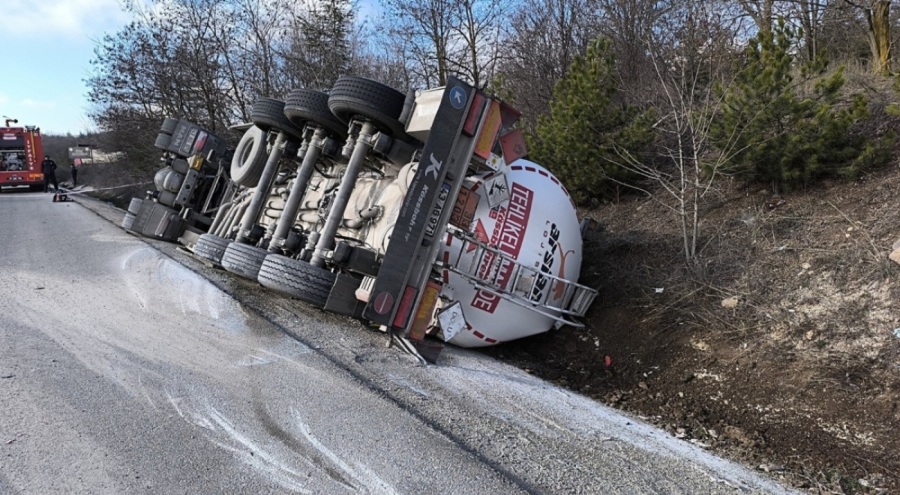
left=124, top=75, right=598, bottom=361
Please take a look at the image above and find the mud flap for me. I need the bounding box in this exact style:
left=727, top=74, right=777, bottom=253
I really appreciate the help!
left=324, top=273, right=366, bottom=319
left=332, top=242, right=380, bottom=277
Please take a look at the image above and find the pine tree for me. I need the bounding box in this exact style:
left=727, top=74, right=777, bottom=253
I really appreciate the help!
left=712, top=19, right=889, bottom=191
left=529, top=38, right=654, bottom=205
left=290, top=0, right=355, bottom=89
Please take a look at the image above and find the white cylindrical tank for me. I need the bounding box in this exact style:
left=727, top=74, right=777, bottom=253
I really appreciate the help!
left=439, top=159, right=583, bottom=347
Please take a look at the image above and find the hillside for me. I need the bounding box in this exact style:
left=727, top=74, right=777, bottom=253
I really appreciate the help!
left=76, top=158, right=900, bottom=493
left=484, top=168, right=900, bottom=494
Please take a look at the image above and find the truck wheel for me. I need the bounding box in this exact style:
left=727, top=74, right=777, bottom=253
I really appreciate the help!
left=193, top=234, right=231, bottom=265
left=160, top=117, right=179, bottom=134
left=328, top=77, right=407, bottom=137
left=251, top=98, right=305, bottom=142
left=154, top=132, right=172, bottom=150
left=230, top=126, right=268, bottom=188
left=284, top=89, right=347, bottom=139
left=221, top=242, right=269, bottom=280
left=258, top=254, right=336, bottom=308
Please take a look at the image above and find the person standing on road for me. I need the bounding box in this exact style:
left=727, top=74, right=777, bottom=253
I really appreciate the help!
left=70, top=161, right=78, bottom=187
left=41, top=155, right=58, bottom=192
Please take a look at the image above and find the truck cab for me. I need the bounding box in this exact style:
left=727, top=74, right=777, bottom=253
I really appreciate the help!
left=0, top=119, right=44, bottom=191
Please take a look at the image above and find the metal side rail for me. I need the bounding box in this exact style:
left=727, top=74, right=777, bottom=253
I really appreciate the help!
left=441, top=225, right=598, bottom=327
left=363, top=77, right=485, bottom=333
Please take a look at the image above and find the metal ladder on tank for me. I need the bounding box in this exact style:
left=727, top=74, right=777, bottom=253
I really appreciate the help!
left=439, top=224, right=598, bottom=328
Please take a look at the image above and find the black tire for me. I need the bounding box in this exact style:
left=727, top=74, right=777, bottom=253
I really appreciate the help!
left=193, top=234, right=231, bottom=265
left=230, top=126, right=268, bottom=188
left=285, top=88, right=347, bottom=139
left=160, top=117, right=179, bottom=134
left=222, top=242, right=269, bottom=280
left=154, top=132, right=172, bottom=150
left=251, top=98, right=305, bottom=142
left=328, top=77, right=407, bottom=137
left=258, top=254, right=336, bottom=307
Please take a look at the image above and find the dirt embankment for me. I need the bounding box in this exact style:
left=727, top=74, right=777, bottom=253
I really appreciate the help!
left=485, top=169, right=900, bottom=494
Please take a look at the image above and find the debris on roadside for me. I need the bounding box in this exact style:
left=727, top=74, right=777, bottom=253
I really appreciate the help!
left=889, top=249, right=900, bottom=265
left=757, top=464, right=785, bottom=473
left=721, top=297, right=739, bottom=309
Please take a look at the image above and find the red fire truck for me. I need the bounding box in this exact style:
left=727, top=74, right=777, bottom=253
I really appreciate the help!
left=0, top=118, right=45, bottom=191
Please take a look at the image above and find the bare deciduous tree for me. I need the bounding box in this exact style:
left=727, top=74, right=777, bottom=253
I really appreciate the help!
left=381, top=0, right=456, bottom=87
left=284, top=0, right=356, bottom=90
left=449, top=0, right=509, bottom=88
left=844, top=0, right=892, bottom=74
left=379, top=0, right=512, bottom=89
left=794, top=0, right=827, bottom=60
left=89, top=0, right=296, bottom=158
left=496, top=0, right=600, bottom=129
left=596, top=0, right=671, bottom=105
left=609, top=1, right=743, bottom=262
left=737, top=0, right=778, bottom=32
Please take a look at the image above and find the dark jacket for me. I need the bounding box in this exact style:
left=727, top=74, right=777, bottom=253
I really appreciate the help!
left=41, top=158, right=57, bottom=175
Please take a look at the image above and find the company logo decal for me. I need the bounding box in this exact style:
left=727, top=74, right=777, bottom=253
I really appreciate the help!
left=471, top=182, right=533, bottom=313
left=531, top=223, right=575, bottom=303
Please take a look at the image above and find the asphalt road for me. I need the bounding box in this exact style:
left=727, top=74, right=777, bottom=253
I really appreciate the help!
left=0, top=190, right=795, bottom=494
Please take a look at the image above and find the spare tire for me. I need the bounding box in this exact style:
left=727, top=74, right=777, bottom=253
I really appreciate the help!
left=285, top=88, right=347, bottom=139
left=230, top=126, right=268, bottom=188
left=328, top=77, right=407, bottom=137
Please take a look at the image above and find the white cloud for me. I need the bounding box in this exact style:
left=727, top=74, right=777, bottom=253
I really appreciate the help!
left=4, top=0, right=130, bottom=38
left=0, top=94, right=8, bottom=105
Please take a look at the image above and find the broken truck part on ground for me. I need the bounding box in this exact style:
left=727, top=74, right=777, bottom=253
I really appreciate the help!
left=123, top=76, right=598, bottom=362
